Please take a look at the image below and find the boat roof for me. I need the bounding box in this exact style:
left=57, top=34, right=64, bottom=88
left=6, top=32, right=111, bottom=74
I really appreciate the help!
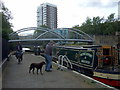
left=57, top=45, right=101, bottom=50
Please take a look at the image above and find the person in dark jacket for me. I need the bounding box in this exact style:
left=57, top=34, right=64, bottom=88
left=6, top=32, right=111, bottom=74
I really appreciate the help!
left=44, top=41, right=54, bottom=72
left=16, top=42, right=22, bottom=51
left=15, top=42, right=23, bottom=61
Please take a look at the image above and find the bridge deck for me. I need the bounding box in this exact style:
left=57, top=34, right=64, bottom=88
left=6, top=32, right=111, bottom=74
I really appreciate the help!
left=2, top=53, right=110, bottom=88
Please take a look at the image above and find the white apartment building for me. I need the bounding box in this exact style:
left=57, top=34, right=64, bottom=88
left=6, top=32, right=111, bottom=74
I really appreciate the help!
left=37, top=3, right=57, bottom=29
left=118, top=1, right=120, bottom=20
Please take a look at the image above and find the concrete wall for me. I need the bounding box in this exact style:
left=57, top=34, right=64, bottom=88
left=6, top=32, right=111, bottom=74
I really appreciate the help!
left=93, top=35, right=118, bottom=46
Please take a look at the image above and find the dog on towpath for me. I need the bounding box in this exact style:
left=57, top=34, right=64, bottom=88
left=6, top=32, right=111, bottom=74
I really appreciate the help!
left=29, top=61, right=45, bottom=75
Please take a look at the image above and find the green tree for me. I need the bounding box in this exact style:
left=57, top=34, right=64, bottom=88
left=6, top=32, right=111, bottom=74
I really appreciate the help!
left=1, top=2, right=13, bottom=40
left=33, top=25, right=50, bottom=38
left=92, top=16, right=104, bottom=35
left=106, top=13, right=115, bottom=22
left=79, top=17, right=93, bottom=34
left=73, top=13, right=119, bottom=35
left=104, top=13, right=117, bottom=35
left=40, top=25, right=50, bottom=28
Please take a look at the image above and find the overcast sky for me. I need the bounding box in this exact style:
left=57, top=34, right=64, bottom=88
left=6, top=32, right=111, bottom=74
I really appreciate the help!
left=2, top=0, right=119, bottom=31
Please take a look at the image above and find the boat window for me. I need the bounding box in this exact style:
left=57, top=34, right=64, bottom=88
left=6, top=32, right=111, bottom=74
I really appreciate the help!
left=103, top=48, right=110, bottom=55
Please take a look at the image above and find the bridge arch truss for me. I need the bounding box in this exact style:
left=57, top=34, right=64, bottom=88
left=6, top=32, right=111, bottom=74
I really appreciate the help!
left=9, top=27, right=94, bottom=43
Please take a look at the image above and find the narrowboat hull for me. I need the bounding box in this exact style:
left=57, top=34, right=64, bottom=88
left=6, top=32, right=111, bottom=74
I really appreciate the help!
left=93, top=69, right=120, bottom=87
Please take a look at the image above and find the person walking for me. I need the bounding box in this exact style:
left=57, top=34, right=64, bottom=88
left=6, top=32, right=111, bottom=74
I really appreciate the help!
left=44, top=41, right=54, bottom=72
left=15, top=42, right=23, bottom=63
left=16, top=42, right=22, bottom=51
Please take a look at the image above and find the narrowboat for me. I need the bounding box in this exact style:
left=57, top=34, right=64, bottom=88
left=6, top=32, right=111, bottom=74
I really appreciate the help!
left=92, top=45, right=120, bottom=87
left=53, top=44, right=120, bottom=87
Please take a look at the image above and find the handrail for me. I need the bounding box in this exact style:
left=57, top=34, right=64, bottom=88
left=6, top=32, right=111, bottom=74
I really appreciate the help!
left=57, top=55, right=73, bottom=70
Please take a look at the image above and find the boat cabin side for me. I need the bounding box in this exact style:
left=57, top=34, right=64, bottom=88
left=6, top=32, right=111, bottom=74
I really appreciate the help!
left=53, top=45, right=120, bottom=70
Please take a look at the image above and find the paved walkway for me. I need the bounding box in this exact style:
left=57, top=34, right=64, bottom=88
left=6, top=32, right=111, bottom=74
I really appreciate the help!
left=2, top=53, right=110, bottom=88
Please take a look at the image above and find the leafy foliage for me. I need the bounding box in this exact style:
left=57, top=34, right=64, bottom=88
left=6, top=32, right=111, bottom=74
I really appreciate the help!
left=40, top=25, right=50, bottom=29
left=33, top=25, right=50, bottom=38
left=73, top=13, right=120, bottom=35
left=1, top=2, right=13, bottom=40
